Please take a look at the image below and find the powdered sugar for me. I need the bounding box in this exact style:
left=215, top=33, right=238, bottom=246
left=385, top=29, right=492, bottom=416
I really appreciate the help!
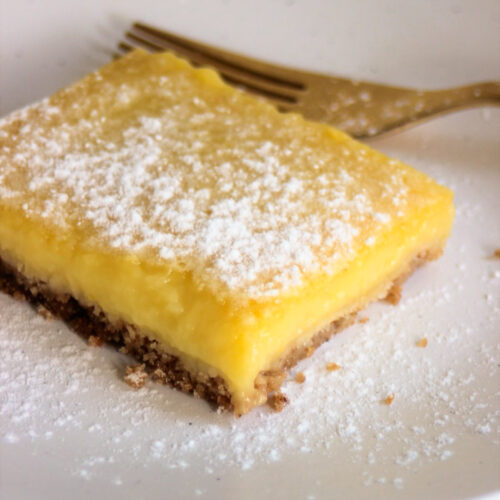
left=0, top=52, right=498, bottom=500
left=0, top=184, right=499, bottom=497
left=0, top=52, right=423, bottom=300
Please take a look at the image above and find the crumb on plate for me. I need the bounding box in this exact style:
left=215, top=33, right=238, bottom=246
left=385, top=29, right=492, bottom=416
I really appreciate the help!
left=124, top=364, right=148, bottom=389
left=416, top=337, right=428, bottom=348
left=385, top=284, right=402, bottom=305
left=268, top=392, right=289, bottom=412
left=88, top=335, right=103, bottom=347
left=326, top=362, right=341, bottom=371
left=36, top=305, right=54, bottom=320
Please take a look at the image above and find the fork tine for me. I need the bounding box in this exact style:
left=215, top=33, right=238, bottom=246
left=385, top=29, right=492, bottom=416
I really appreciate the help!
left=132, top=22, right=306, bottom=91
left=117, top=41, right=135, bottom=53
left=124, top=31, right=299, bottom=103
left=114, top=41, right=136, bottom=59
left=117, top=39, right=296, bottom=110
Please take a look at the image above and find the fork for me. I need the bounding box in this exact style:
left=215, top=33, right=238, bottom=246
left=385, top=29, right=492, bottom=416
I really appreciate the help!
left=117, top=22, right=500, bottom=139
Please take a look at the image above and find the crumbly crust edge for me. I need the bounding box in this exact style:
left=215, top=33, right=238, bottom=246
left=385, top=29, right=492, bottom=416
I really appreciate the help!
left=0, top=248, right=440, bottom=415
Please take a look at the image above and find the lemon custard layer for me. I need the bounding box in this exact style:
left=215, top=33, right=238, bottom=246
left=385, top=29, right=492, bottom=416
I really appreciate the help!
left=0, top=50, right=454, bottom=414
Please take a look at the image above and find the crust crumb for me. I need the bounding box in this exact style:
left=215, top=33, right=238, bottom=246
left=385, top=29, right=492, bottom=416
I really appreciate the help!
left=385, top=284, right=402, bottom=305
left=268, top=392, right=289, bottom=412
left=326, top=362, right=341, bottom=371
left=36, top=305, right=54, bottom=320
left=416, top=337, right=428, bottom=348
left=255, top=369, right=286, bottom=392
left=295, top=372, right=306, bottom=384
left=384, top=393, right=395, bottom=405
left=151, top=368, right=167, bottom=384
left=493, top=248, right=500, bottom=258
left=124, top=364, right=148, bottom=389
left=305, top=346, right=315, bottom=358
left=12, top=291, right=25, bottom=301
left=88, top=335, right=103, bottom=347
left=358, top=316, right=369, bottom=324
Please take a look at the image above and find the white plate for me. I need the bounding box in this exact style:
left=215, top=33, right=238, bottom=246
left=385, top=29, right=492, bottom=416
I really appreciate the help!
left=1, top=1, right=499, bottom=499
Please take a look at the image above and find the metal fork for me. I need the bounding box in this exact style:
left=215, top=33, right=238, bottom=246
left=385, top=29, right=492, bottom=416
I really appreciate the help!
left=117, top=22, right=500, bottom=139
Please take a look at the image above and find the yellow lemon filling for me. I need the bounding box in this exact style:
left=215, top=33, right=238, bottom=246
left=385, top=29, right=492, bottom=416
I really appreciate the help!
left=0, top=193, right=452, bottom=412
left=0, top=50, right=454, bottom=414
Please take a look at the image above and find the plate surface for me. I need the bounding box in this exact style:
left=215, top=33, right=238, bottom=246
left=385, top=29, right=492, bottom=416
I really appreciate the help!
left=0, top=1, right=499, bottom=499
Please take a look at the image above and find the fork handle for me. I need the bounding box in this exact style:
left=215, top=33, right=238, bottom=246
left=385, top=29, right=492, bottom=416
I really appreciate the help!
left=424, top=81, right=500, bottom=114
left=372, top=81, right=500, bottom=137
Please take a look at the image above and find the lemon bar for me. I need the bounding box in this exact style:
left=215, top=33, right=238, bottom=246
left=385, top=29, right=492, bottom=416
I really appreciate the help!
left=0, top=50, right=454, bottom=415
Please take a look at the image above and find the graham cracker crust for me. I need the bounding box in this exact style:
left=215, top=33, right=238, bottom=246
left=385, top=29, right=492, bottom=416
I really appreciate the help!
left=0, top=257, right=233, bottom=411
left=0, top=248, right=439, bottom=415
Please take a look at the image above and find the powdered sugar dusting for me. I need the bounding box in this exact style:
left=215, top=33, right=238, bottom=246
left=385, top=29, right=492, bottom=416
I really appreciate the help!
left=0, top=51, right=433, bottom=299
left=0, top=104, right=498, bottom=500
left=1, top=182, right=499, bottom=497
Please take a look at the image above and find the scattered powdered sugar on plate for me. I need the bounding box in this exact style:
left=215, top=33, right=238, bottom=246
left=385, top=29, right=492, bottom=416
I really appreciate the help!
left=0, top=53, right=498, bottom=495
left=0, top=185, right=499, bottom=498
